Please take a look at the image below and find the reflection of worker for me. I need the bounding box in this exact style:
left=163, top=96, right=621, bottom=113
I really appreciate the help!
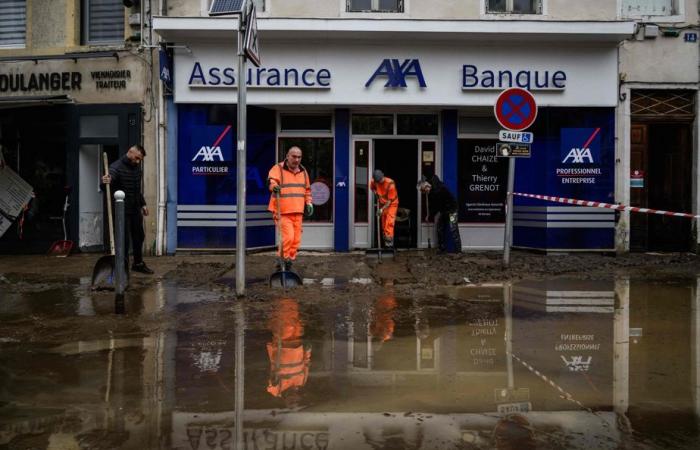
left=266, top=298, right=312, bottom=407
left=418, top=175, right=462, bottom=253
left=369, top=170, right=399, bottom=248
left=493, top=414, right=536, bottom=450
left=370, top=294, right=398, bottom=346
left=267, top=147, right=313, bottom=271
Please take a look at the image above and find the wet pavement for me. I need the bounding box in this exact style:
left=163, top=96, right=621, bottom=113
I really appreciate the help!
left=1, top=257, right=700, bottom=449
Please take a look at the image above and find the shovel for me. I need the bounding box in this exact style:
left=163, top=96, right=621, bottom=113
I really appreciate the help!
left=47, top=187, right=74, bottom=257
left=91, top=153, right=127, bottom=289
left=365, top=197, right=394, bottom=261
left=269, top=191, right=302, bottom=288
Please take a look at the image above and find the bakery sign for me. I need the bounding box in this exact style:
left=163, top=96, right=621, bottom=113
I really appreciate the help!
left=0, top=68, right=133, bottom=93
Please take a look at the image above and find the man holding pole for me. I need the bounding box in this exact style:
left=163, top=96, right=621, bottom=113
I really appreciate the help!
left=267, top=146, right=313, bottom=271
left=102, top=145, right=153, bottom=274
left=370, top=169, right=399, bottom=249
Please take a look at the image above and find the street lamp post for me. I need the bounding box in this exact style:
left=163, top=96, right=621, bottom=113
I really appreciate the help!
left=209, top=0, right=258, bottom=296
left=235, top=6, right=248, bottom=297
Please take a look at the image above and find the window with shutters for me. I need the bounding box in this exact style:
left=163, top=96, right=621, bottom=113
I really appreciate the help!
left=347, top=0, right=404, bottom=13
left=82, top=0, right=125, bottom=45
left=486, top=0, right=542, bottom=14
left=0, top=0, right=27, bottom=48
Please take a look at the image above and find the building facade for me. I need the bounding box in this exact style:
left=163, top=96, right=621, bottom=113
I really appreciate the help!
left=0, top=0, right=162, bottom=255
left=5, top=1, right=693, bottom=255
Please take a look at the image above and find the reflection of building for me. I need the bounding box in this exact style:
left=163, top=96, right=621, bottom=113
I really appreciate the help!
left=4, top=278, right=700, bottom=448
left=0, top=1, right=158, bottom=254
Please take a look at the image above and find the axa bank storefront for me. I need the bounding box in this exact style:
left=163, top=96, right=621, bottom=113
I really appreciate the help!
left=154, top=19, right=633, bottom=252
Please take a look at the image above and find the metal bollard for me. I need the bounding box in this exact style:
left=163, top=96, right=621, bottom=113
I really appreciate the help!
left=114, top=190, right=126, bottom=309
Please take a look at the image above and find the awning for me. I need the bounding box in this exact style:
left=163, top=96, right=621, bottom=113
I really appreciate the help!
left=153, top=17, right=636, bottom=44
left=0, top=95, right=73, bottom=109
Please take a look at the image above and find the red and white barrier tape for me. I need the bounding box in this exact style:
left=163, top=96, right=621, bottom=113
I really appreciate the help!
left=512, top=192, right=700, bottom=219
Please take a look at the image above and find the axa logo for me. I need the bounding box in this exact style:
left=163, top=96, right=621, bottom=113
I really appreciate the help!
left=562, top=148, right=594, bottom=164
left=192, top=146, right=224, bottom=162
left=365, top=59, right=427, bottom=88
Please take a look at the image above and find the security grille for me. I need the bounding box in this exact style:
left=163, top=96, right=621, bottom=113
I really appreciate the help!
left=631, top=90, right=696, bottom=119
left=0, top=0, right=26, bottom=47
left=84, top=0, right=124, bottom=44
left=347, top=0, right=404, bottom=13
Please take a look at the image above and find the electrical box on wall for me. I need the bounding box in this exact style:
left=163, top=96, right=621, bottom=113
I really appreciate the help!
left=644, top=25, right=659, bottom=38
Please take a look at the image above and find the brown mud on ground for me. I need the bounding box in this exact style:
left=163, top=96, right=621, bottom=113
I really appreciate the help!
left=1, top=250, right=698, bottom=345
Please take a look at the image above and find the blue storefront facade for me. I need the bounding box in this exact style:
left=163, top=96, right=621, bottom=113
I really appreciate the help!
left=154, top=20, right=633, bottom=253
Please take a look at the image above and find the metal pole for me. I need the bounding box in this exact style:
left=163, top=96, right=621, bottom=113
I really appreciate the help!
left=234, top=302, right=245, bottom=449
left=236, top=8, right=248, bottom=297
left=504, top=282, right=514, bottom=390
left=503, top=158, right=516, bottom=267
left=114, top=190, right=126, bottom=311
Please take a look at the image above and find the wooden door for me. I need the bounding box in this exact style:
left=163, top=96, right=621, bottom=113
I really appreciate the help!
left=629, top=124, right=648, bottom=252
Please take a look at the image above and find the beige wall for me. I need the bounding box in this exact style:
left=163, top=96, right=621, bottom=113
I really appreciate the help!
left=411, top=0, right=478, bottom=19
left=167, top=0, right=202, bottom=17
left=547, top=0, right=617, bottom=21
left=31, top=0, right=67, bottom=48
left=620, top=0, right=698, bottom=84
left=268, top=0, right=339, bottom=18
left=621, top=36, right=699, bottom=84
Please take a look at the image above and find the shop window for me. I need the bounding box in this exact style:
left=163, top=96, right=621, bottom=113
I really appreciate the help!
left=278, top=138, right=334, bottom=223
left=354, top=141, right=369, bottom=223
left=457, top=139, right=508, bottom=223
left=0, top=1, right=26, bottom=48
left=486, top=0, right=542, bottom=14
left=621, top=0, right=677, bottom=17
left=280, top=114, right=333, bottom=132
left=459, top=116, right=500, bottom=135
left=82, top=0, right=125, bottom=45
left=347, top=0, right=404, bottom=13
left=352, top=115, right=393, bottom=135
left=397, top=114, right=438, bottom=136
left=79, top=115, right=119, bottom=138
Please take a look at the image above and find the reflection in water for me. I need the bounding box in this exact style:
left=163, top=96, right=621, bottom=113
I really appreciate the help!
left=266, top=298, right=312, bottom=407
left=0, top=277, right=699, bottom=449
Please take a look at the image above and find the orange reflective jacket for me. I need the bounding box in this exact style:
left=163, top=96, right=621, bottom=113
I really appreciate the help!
left=268, top=162, right=312, bottom=214
left=370, top=177, right=398, bottom=208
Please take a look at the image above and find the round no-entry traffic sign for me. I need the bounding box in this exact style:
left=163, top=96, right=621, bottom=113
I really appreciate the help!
left=494, top=88, right=538, bottom=131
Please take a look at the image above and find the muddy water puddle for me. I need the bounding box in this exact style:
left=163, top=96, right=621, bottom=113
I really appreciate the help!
left=1, top=277, right=699, bottom=449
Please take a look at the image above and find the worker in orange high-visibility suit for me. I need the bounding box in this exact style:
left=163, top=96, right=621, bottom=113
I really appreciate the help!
left=268, top=146, right=313, bottom=271
left=369, top=169, right=399, bottom=248
left=266, top=298, right=311, bottom=406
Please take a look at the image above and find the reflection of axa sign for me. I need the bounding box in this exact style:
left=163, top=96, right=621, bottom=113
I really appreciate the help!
left=562, top=148, right=594, bottom=164
left=366, top=59, right=427, bottom=88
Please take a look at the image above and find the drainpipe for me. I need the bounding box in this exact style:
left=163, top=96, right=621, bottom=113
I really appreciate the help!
left=155, top=0, right=167, bottom=255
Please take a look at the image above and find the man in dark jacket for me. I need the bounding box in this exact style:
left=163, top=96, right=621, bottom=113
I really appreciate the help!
left=418, top=175, right=462, bottom=253
left=102, top=145, right=153, bottom=274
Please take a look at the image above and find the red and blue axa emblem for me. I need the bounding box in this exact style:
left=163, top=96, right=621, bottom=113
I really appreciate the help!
left=366, top=59, right=427, bottom=88
left=561, top=128, right=602, bottom=164
left=192, top=125, right=232, bottom=162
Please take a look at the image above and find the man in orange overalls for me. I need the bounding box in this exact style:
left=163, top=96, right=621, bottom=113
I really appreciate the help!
left=266, top=298, right=311, bottom=407
left=268, top=146, right=313, bottom=271
left=369, top=169, right=399, bottom=248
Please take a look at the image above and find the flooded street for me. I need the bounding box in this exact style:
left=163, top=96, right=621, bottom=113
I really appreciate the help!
left=1, top=254, right=700, bottom=449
